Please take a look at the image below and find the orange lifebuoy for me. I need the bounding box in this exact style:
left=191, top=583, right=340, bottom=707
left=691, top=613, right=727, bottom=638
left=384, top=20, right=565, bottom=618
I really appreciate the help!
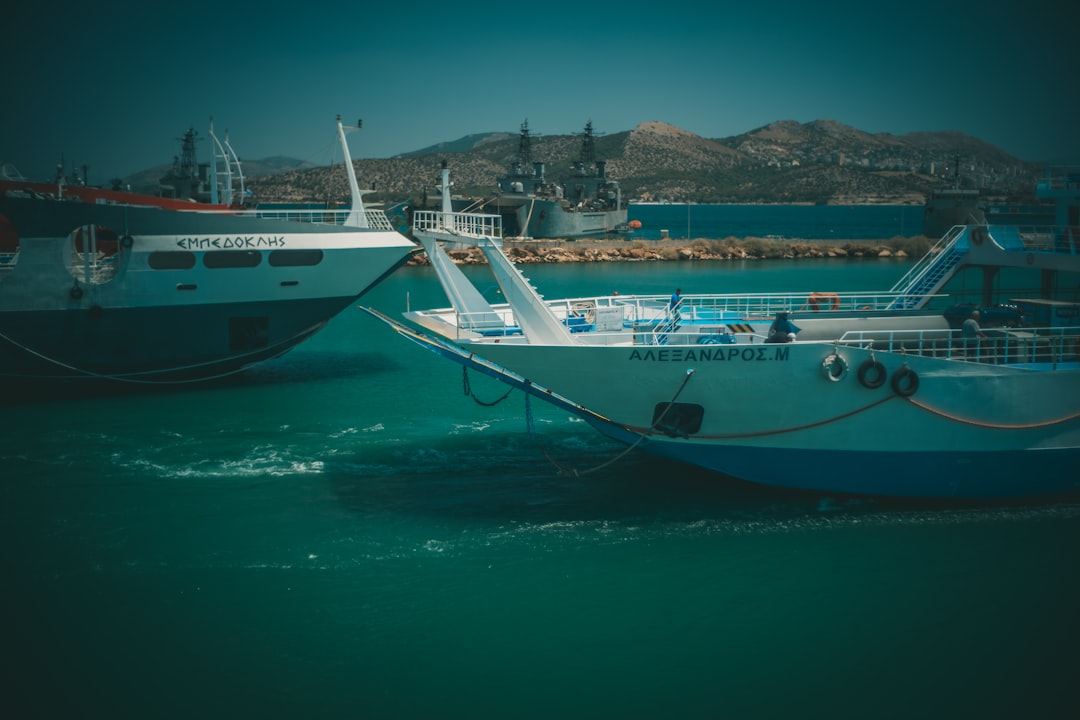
left=971, top=227, right=984, bottom=246
left=808, top=292, right=840, bottom=311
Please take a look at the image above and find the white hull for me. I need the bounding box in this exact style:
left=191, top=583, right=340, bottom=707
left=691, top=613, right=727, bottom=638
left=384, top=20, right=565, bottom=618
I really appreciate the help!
left=375, top=169, right=1080, bottom=498
left=465, top=341, right=1080, bottom=497
left=1, top=118, right=417, bottom=382
left=0, top=201, right=414, bottom=380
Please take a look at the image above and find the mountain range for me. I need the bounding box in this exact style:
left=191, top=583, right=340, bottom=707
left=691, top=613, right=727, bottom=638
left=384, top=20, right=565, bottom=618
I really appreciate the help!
left=167, top=120, right=1047, bottom=206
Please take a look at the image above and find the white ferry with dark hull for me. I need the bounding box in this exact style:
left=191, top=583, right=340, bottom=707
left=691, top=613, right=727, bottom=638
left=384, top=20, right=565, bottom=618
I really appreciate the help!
left=373, top=167, right=1080, bottom=499
left=0, top=118, right=416, bottom=383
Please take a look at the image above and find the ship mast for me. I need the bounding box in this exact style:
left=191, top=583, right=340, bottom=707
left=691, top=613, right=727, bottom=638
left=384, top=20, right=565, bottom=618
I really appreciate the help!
left=517, top=119, right=532, bottom=168
left=208, top=117, right=245, bottom=206
left=337, top=115, right=371, bottom=228
left=579, top=120, right=596, bottom=168
left=160, top=128, right=202, bottom=200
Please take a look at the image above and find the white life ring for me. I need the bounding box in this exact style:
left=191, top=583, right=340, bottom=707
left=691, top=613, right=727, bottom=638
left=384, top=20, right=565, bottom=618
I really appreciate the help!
left=821, top=353, right=848, bottom=382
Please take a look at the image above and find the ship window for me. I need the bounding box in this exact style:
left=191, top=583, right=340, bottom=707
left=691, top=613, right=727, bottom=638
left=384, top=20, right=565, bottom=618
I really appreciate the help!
left=652, top=402, right=704, bottom=437
left=148, top=251, right=196, bottom=269
left=269, top=249, right=323, bottom=267
left=204, top=250, right=262, bottom=268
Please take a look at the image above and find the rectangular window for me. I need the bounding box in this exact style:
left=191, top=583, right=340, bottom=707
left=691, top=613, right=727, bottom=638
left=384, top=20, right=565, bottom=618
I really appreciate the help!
left=269, top=249, right=324, bottom=267
left=204, top=251, right=262, bottom=269
left=149, top=251, right=196, bottom=269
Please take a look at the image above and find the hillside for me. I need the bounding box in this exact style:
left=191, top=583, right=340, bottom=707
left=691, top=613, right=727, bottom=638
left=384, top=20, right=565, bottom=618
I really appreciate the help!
left=121, top=156, right=319, bottom=195
left=245, top=119, right=1041, bottom=206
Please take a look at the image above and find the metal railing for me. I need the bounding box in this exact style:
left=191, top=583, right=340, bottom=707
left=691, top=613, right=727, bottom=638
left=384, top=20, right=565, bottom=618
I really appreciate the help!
left=439, top=291, right=938, bottom=338
left=244, top=206, right=397, bottom=230
left=888, top=224, right=1080, bottom=311
left=619, top=291, right=927, bottom=319
left=412, top=210, right=503, bottom=240
left=888, top=226, right=965, bottom=308
left=71, top=251, right=120, bottom=285
left=836, top=326, right=1080, bottom=368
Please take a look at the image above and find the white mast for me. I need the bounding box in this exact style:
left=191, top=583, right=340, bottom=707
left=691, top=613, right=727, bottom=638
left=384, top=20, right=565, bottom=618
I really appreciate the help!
left=436, top=160, right=456, bottom=233
left=209, top=117, right=221, bottom=205
left=208, top=117, right=245, bottom=206
left=337, top=115, right=370, bottom=228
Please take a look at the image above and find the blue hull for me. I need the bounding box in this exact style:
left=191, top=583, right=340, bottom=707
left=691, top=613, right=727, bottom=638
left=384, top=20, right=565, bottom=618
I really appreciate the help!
left=590, top=420, right=1080, bottom=499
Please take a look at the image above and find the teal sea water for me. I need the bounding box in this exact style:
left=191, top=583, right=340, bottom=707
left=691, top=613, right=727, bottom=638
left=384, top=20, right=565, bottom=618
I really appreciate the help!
left=626, top=204, right=924, bottom=240
left=4, top=256, right=1079, bottom=718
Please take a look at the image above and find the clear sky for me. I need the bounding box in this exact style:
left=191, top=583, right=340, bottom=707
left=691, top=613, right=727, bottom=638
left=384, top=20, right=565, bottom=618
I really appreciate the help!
left=5, top=0, right=1075, bottom=183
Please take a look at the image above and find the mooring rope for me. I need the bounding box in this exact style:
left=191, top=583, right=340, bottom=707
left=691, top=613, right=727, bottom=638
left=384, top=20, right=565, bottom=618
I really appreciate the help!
left=904, top=396, right=1080, bottom=429
left=533, top=369, right=697, bottom=477
left=620, top=388, right=1079, bottom=440
left=0, top=325, right=312, bottom=385
left=646, top=393, right=899, bottom=439
left=462, top=366, right=514, bottom=406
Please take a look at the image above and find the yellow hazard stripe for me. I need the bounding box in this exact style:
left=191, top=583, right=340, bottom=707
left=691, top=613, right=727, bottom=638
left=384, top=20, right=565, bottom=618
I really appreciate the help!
left=727, top=323, right=755, bottom=333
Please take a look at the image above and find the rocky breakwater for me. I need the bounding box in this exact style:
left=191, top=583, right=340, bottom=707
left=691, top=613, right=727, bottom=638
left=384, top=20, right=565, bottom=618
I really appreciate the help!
left=406, top=236, right=927, bottom=266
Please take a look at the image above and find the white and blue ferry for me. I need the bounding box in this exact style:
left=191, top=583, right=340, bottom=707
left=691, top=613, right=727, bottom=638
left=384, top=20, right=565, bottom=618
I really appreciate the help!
left=376, top=167, right=1080, bottom=499
left=0, top=117, right=416, bottom=383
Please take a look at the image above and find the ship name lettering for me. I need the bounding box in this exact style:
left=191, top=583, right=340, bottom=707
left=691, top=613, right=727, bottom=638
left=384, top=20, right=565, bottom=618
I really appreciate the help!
left=628, top=347, right=788, bottom=362
left=176, top=236, right=286, bottom=250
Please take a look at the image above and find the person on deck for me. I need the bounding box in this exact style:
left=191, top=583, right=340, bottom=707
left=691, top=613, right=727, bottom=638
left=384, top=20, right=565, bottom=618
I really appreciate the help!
left=961, top=309, right=987, bottom=356
left=766, top=311, right=800, bottom=343
left=670, top=288, right=682, bottom=323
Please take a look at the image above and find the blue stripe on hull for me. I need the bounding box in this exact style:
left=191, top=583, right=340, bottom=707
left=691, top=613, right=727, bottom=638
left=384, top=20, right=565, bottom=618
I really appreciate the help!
left=0, top=296, right=355, bottom=381
left=589, top=420, right=1080, bottom=499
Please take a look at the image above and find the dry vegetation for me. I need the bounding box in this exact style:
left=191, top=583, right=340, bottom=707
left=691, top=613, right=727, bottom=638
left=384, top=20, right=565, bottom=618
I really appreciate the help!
left=409, top=235, right=932, bottom=265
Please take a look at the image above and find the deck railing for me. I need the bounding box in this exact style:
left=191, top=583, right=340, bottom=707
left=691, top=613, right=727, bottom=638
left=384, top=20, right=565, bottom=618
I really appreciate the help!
left=836, top=326, right=1080, bottom=368
left=442, top=291, right=939, bottom=345
left=440, top=294, right=1080, bottom=366
left=611, top=291, right=930, bottom=319
left=245, top=207, right=397, bottom=230
left=413, top=210, right=503, bottom=240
